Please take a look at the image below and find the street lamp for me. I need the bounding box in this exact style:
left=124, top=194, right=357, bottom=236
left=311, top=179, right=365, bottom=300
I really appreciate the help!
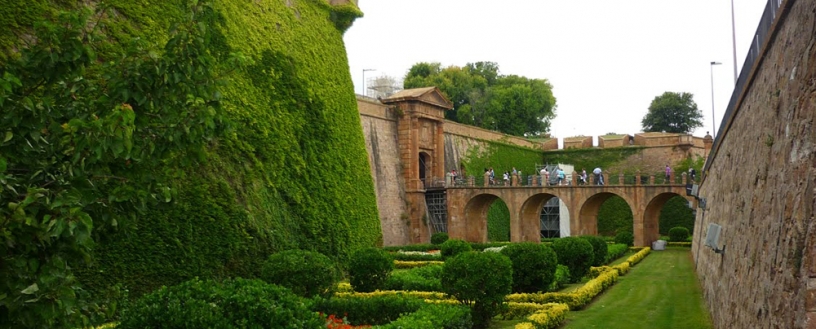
left=362, top=69, right=376, bottom=96
left=710, top=61, right=722, bottom=136
left=730, top=0, right=738, bottom=83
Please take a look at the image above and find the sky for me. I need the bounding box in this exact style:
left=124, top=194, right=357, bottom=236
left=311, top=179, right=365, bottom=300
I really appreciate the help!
left=343, top=0, right=770, bottom=143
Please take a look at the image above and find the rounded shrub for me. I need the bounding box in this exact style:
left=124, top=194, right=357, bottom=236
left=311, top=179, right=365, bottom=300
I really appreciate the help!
left=440, top=239, right=472, bottom=259
left=614, top=231, right=635, bottom=246
left=668, top=226, right=690, bottom=242
left=550, top=237, right=594, bottom=283
left=431, top=232, right=450, bottom=245
left=499, top=242, right=558, bottom=293
left=118, top=278, right=324, bottom=329
left=348, top=247, right=394, bottom=292
left=580, top=235, right=609, bottom=266
left=260, top=249, right=339, bottom=298
left=441, top=251, right=512, bottom=329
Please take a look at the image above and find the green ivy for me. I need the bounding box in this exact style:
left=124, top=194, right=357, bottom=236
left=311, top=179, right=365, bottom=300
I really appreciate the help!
left=460, top=141, right=543, bottom=180
left=597, top=196, right=634, bottom=236
left=2, top=1, right=381, bottom=326
left=487, top=200, right=510, bottom=242
left=659, top=196, right=695, bottom=235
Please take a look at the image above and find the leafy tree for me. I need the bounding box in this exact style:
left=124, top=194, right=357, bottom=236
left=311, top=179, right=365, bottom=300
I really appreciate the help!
left=404, top=61, right=556, bottom=137
left=641, top=92, right=703, bottom=133
left=0, top=3, right=243, bottom=327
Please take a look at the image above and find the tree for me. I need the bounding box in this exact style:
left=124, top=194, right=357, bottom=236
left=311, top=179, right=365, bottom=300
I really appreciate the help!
left=404, top=61, right=556, bottom=137
left=0, top=4, right=242, bottom=327
left=641, top=92, right=703, bottom=133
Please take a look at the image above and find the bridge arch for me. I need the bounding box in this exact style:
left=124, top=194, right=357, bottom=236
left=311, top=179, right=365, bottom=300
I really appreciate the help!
left=451, top=193, right=505, bottom=242
left=643, top=192, right=691, bottom=244
left=519, top=193, right=563, bottom=242
left=576, top=192, right=636, bottom=237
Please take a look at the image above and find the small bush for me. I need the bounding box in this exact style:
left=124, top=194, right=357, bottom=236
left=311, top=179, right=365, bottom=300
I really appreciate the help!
left=440, top=239, right=472, bottom=259
left=260, top=249, right=339, bottom=298
left=118, top=278, right=323, bottom=329
left=500, top=242, right=558, bottom=293
left=379, top=303, right=472, bottom=329
left=385, top=265, right=443, bottom=291
left=442, top=252, right=512, bottom=329
left=431, top=232, right=450, bottom=245
left=668, top=227, right=690, bottom=242
left=548, top=265, right=571, bottom=291
left=311, top=294, right=425, bottom=325
left=606, top=243, right=629, bottom=263
left=614, top=231, right=635, bottom=246
left=580, top=236, right=608, bottom=266
left=551, top=237, right=594, bottom=283
left=348, top=247, right=394, bottom=292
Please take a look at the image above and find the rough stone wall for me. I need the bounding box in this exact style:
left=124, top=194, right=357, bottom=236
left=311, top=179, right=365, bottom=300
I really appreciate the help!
left=358, top=97, right=409, bottom=246
left=607, top=146, right=706, bottom=175
left=564, top=136, right=593, bottom=149
left=694, top=0, right=815, bottom=328
left=444, top=120, right=553, bottom=150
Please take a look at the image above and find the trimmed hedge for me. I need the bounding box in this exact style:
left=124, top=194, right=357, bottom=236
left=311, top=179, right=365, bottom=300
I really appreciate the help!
left=349, top=247, right=394, bottom=293
left=442, top=251, right=513, bottom=329
left=551, top=237, right=594, bottom=283
left=500, top=243, right=559, bottom=293
left=614, top=231, right=635, bottom=246
left=431, top=232, right=449, bottom=245
left=385, top=265, right=443, bottom=292
left=311, top=294, right=425, bottom=325
left=260, top=249, right=339, bottom=298
left=668, top=226, right=690, bottom=242
left=391, top=252, right=442, bottom=262
left=605, top=243, right=629, bottom=263
left=118, top=278, right=323, bottom=329
left=579, top=236, right=608, bottom=267
left=440, top=239, right=472, bottom=259
left=394, top=260, right=445, bottom=269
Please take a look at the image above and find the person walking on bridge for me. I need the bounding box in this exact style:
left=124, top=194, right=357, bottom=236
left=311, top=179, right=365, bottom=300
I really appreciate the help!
left=593, top=167, right=604, bottom=186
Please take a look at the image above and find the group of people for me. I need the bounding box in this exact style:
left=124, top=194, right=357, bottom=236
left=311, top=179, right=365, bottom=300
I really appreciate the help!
left=538, top=167, right=605, bottom=186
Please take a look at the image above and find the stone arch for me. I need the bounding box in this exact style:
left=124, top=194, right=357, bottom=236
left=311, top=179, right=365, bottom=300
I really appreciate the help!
left=456, top=193, right=504, bottom=242
left=643, top=192, right=691, bottom=244
left=518, top=193, right=562, bottom=242
left=576, top=192, right=635, bottom=237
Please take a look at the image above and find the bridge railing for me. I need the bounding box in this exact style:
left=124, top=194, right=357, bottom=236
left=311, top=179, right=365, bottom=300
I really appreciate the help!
left=437, top=172, right=689, bottom=188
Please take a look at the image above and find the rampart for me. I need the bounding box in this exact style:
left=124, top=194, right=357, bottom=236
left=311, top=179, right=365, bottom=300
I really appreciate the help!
left=694, top=0, right=815, bottom=327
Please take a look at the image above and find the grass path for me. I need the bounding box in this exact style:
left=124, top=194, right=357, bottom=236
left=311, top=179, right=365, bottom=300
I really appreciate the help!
left=562, top=248, right=712, bottom=329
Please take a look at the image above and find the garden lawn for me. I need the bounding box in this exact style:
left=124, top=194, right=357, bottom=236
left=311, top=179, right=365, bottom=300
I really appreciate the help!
left=562, top=247, right=712, bottom=329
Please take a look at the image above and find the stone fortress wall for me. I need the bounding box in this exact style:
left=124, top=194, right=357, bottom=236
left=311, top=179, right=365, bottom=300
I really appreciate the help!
left=693, top=0, right=816, bottom=328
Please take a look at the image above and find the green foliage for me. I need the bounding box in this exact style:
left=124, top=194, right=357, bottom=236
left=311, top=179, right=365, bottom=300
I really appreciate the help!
left=641, top=91, right=704, bottom=133
left=311, top=295, right=425, bottom=326
left=348, top=247, right=393, bottom=293
left=440, top=239, right=473, bottom=260
left=548, top=264, right=572, bottom=291
left=487, top=199, right=510, bottom=241
left=390, top=252, right=441, bottom=262
left=500, top=242, right=559, bottom=293
left=668, top=227, right=691, bottom=242
left=404, top=61, right=556, bottom=136
left=551, top=237, right=594, bottom=283
left=606, top=244, right=629, bottom=263
left=118, top=278, right=324, bottom=329
left=385, top=264, right=443, bottom=292
left=441, top=251, right=513, bottom=329
left=1, top=0, right=381, bottom=325
left=543, top=147, right=643, bottom=176
left=580, top=236, right=609, bottom=267
left=382, top=244, right=435, bottom=252
left=260, top=249, right=339, bottom=298
left=659, top=196, right=695, bottom=235
left=460, top=142, right=543, bottom=185
left=378, top=303, right=473, bottom=329
left=431, top=232, right=449, bottom=245
left=0, top=5, right=238, bottom=326
left=597, top=196, right=634, bottom=236
left=615, top=232, right=635, bottom=247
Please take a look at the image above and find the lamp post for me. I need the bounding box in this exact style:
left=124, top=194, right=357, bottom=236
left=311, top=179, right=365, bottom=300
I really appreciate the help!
left=710, top=61, right=722, bottom=136
left=730, top=0, right=738, bottom=83
left=362, top=69, right=376, bottom=96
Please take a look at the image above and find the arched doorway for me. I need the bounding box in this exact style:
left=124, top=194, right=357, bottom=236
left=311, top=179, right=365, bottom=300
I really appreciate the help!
left=645, top=192, right=692, bottom=243
left=419, top=152, right=430, bottom=188
left=519, top=193, right=564, bottom=242
left=596, top=195, right=634, bottom=238
left=456, top=193, right=502, bottom=242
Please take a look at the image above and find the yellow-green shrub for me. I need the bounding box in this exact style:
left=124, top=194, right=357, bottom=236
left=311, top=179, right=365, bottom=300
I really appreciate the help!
left=394, top=260, right=445, bottom=269
left=626, top=247, right=651, bottom=266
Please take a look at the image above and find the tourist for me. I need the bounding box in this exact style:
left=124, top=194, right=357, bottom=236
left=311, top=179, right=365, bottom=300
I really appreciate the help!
left=665, top=165, right=671, bottom=183
left=593, top=167, right=604, bottom=185
left=580, top=168, right=588, bottom=185
left=503, top=171, right=510, bottom=186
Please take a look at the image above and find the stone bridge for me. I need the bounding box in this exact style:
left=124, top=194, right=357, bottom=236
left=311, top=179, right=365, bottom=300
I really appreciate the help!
left=446, top=175, right=692, bottom=247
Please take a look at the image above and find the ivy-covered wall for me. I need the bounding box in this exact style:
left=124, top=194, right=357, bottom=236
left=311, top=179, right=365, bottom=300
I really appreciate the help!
left=3, top=0, right=381, bottom=298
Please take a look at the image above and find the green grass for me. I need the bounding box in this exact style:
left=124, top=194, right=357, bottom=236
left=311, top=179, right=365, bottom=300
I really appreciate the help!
left=562, top=248, right=712, bottom=329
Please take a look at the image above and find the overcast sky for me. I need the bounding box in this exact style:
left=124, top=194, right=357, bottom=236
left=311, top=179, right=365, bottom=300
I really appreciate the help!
left=344, top=0, right=770, bottom=142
